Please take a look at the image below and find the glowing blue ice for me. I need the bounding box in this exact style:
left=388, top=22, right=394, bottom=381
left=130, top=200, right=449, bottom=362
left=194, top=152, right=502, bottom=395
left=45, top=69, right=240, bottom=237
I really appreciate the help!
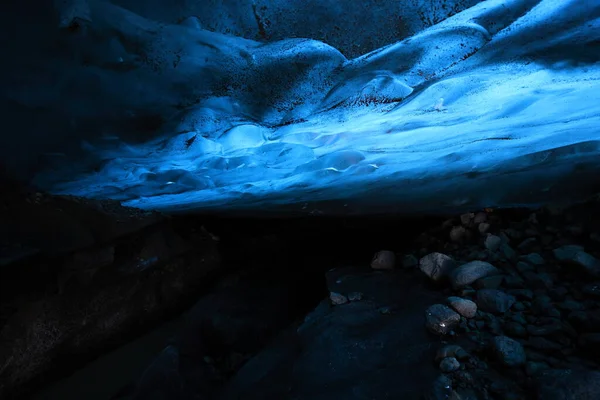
left=23, top=0, right=600, bottom=214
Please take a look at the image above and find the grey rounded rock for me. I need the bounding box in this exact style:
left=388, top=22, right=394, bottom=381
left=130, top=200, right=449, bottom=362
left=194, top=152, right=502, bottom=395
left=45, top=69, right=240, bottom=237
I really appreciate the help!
left=425, top=304, right=461, bottom=335
left=419, top=253, right=456, bottom=282
left=329, top=292, right=348, bottom=305
left=476, top=289, right=516, bottom=314
left=447, top=296, right=477, bottom=319
left=491, top=336, right=526, bottom=367
left=450, top=261, right=499, bottom=289
left=485, top=234, right=502, bottom=251
left=371, top=250, right=396, bottom=270
left=440, top=357, right=460, bottom=372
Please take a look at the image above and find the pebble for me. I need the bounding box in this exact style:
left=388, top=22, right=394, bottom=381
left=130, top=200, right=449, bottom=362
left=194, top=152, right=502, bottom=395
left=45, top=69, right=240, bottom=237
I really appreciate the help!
left=450, top=226, right=468, bottom=242
left=419, top=252, right=457, bottom=282
left=527, top=337, right=562, bottom=351
left=491, top=336, right=526, bottom=366
left=504, top=321, right=527, bottom=337
left=402, top=254, right=418, bottom=269
left=449, top=261, right=499, bottom=289
left=474, top=274, right=504, bottom=289
left=371, top=250, right=396, bottom=270
left=478, top=223, right=491, bottom=234
left=329, top=292, right=348, bottom=305
left=474, top=212, right=487, bottom=224
left=485, top=234, right=502, bottom=251
left=425, top=304, right=461, bottom=335
left=476, top=289, right=516, bottom=314
left=439, top=357, right=461, bottom=372
left=523, top=253, right=545, bottom=265
left=447, top=296, right=478, bottom=318
left=348, top=292, right=363, bottom=302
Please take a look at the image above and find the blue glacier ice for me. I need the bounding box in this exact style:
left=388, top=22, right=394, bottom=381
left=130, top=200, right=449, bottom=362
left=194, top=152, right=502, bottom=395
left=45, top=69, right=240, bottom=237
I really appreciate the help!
left=3, top=0, right=600, bottom=215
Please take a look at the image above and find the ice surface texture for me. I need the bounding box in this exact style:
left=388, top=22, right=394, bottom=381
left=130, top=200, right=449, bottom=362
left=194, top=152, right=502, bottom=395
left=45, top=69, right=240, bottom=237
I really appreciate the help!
left=4, top=0, right=600, bottom=215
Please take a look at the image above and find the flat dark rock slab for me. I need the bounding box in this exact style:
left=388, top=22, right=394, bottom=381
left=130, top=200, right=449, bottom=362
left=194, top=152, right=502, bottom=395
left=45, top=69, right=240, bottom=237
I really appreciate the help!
left=220, top=267, right=444, bottom=400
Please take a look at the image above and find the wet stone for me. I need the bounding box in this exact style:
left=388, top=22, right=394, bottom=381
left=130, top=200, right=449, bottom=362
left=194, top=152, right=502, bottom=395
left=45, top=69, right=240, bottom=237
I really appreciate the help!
left=425, top=304, right=462, bottom=335
left=447, top=296, right=478, bottom=319
left=477, top=289, right=516, bottom=314
left=491, top=336, right=526, bottom=367
left=439, top=357, right=461, bottom=372
left=450, top=261, right=499, bottom=289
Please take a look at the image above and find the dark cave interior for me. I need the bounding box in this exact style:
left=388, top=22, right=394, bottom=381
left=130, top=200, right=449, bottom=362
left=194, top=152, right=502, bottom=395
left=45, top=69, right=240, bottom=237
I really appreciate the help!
left=2, top=0, right=600, bottom=399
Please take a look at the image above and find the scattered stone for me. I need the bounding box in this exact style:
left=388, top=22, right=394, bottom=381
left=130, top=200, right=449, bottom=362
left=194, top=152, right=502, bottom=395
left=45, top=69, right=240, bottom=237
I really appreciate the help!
left=522, top=271, right=554, bottom=290
left=477, top=289, right=516, bottom=314
left=447, top=297, right=477, bottom=318
left=527, top=337, right=562, bottom=351
left=474, top=274, right=504, bottom=289
left=518, top=237, right=538, bottom=252
left=504, top=321, right=527, bottom=337
left=474, top=212, right=487, bottom=224
left=402, top=254, right=418, bottom=269
left=425, top=304, right=461, bottom=335
left=329, top=292, right=348, bottom=305
left=428, top=374, right=453, bottom=400
left=582, top=283, right=600, bottom=298
left=500, top=244, right=517, bottom=261
left=348, top=292, right=363, bottom=302
left=491, top=336, right=526, bottom=367
left=516, top=261, right=534, bottom=273
left=371, top=250, right=396, bottom=270
left=419, top=253, right=456, bottom=282
left=450, top=226, right=468, bottom=243
left=525, top=361, right=549, bottom=377
left=504, top=275, right=525, bottom=289
left=478, top=223, right=491, bottom=234
left=439, top=357, right=460, bottom=372
left=513, top=302, right=526, bottom=311
left=485, top=235, right=502, bottom=251
left=435, top=345, right=469, bottom=361
left=449, top=261, right=499, bottom=289
left=523, top=253, right=545, bottom=266
left=553, top=245, right=600, bottom=277
left=536, top=369, right=600, bottom=400
left=557, top=300, right=583, bottom=312
left=508, top=289, right=534, bottom=300
left=460, top=213, right=474, bottom=226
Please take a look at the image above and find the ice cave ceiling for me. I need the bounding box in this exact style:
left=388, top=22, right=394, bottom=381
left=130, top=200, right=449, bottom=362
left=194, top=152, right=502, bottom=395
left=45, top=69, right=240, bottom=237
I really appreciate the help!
left=2, top=0, right=600, bottom=215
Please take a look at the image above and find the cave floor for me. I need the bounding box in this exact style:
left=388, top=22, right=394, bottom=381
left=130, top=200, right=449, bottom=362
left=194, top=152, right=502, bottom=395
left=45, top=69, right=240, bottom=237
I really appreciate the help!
left=2, top=187, right=600, bottom=399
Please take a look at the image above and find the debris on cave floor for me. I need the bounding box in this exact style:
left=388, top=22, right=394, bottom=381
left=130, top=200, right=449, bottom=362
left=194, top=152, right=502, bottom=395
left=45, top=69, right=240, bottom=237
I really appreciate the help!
left=220, top=199, right=600, bottom=400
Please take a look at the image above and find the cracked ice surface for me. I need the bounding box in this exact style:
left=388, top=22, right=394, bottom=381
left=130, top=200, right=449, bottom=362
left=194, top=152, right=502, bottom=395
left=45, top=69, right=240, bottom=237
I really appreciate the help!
left=29, top=0, right=600, bottom=215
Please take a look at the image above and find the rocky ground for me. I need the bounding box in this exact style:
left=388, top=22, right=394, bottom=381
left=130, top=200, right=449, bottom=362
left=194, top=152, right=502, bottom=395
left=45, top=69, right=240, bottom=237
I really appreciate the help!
left=98, top=197, right=600, bottom=400
left=4, top=172, right=600, bottom=399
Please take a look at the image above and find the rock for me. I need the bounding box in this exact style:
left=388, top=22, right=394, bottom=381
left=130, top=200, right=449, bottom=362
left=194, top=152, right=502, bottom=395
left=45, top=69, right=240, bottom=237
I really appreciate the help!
left=523, top=253, right=545, bottom=265
left=474, top=274, right=504, bottom=289
left=435, top=344, right=469, bottom=361
left=516, top=261, right=535, bottom=273
left=522, top=271, right=554, bottom=290
left=485, top=234, right=502, bottom=252
left=553, top=245, right=600, bottom=277
left=508, top=289, right=534, bottom=300
left=474, top=212, right=487, bottom=224
left=329, top=292, right=348, bottom=305
left=460, top=213, right=474, bottom=226
left=439, top=357, right=460, bottom=372
left=371, top=250, right=396, bottom=270
left=527, top=322, right=563, bottom=336
left=557, top=300, right=584, bottom=312
left=536, top=369, right=600, bottom=400
left=419, top=253, right=456, bottom=282
left=500, top=244, right=517, bottom=261
left=427, top=374, right=453, bottom=400
left=476, top=289, right=516, bottom=314
left=449, top=261, right=499, bottom=289
left=525, top=361, right=549, bottom=376
left=504, top=321, right=527, bottom=337
left=402, top=254, right=418, bottom=269
left=491, top=336, right=526, bottom=367
left=450, top=226, right=468, bottom=242
left=447, top=297, right=477, bottom=318
left=527, top=337, right=562, bottom=351
left=425, top=304, right=461, bottom=335
left=347, top=292, right=363, bottom=302
left=518, top=237, right=538, bottom=252
left=478, top=223, right=491, bottom=234
left=582, top=283, right=600, bottom=298
left=504, top=275, right=525, bottom=289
